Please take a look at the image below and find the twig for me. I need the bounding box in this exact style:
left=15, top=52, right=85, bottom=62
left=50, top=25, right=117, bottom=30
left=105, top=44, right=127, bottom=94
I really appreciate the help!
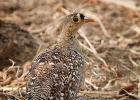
left=130, top=49, right=140, bottom=55
left=9, top=59, right=15, bottom=67
left=79, top=41, right=93, bottom=53
left=79, top=90, right=134, bottom=99
left=12, top=71, right=28, bottom=82
left=132, top=25, right=140, bottom=34
left=59, top=7, right=71, bottom=15
left=80, top=90, right=118, bottom=95
left=79, top=29, right=108, bottom=67
left=0, top=77, right=12, bottom=86
left=85, top=78, right=99, bottom=90
left=102, top=79, right=116, bottom=91
left=0, top=93, right=19, bottom=100
left=0, top=87, right=26, bottom=92
left=16, top=65, right=21, bottom=79
left=4, top=59, right=16, bottom=73
left=120, top=89, right=140, bottom=99
left=129, top=55, right=138, bottom=67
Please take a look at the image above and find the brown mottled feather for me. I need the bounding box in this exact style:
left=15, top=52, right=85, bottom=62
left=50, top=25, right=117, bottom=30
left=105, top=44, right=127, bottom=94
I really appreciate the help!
left=26, top=47, right=84, bottom=100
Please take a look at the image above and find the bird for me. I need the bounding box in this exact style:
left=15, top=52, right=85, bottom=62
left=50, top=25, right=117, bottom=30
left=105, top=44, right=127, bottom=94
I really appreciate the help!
left=25, top=13, right=94, bottom=100
left=0, top=20, right=38, bottom=69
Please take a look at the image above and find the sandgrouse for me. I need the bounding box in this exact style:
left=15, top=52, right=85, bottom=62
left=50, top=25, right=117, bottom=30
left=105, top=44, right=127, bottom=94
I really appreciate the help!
left=26, top=13, right=94, bottom=100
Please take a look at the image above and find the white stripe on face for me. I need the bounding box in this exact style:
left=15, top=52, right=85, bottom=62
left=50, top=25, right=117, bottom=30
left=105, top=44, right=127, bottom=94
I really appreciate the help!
left=77, top=13, right=80, bottom=19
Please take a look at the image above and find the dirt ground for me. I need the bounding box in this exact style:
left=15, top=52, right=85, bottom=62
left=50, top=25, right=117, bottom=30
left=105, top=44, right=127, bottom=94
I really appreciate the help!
left=0, top=0, right=140, bottom=100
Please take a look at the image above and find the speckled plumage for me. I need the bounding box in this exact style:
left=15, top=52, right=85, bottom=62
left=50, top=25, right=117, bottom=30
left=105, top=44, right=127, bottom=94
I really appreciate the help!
left=26, top=47, right=84, bottom=100
left=26, top=13, right=94, bottom=100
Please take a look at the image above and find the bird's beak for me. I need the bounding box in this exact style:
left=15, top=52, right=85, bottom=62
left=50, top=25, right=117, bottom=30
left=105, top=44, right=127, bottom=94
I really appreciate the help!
left=84, top=17, right=94, bottom=23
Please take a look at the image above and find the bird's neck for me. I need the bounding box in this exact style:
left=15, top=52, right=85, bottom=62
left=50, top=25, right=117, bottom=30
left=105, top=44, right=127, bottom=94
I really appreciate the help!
left=58, top=31, right=80, bottom=50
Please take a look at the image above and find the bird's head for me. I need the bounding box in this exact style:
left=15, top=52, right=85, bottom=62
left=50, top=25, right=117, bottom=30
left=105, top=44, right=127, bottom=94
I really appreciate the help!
left=61, top=13, right=94, bottom=36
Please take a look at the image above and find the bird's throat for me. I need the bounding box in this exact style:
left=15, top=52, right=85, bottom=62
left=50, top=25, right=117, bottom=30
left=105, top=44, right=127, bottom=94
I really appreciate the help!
left=58, top=32, right=79, bottom=49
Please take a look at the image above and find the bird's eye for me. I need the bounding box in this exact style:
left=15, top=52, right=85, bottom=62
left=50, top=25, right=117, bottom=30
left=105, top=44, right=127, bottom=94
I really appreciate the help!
left=72, top=17, right=80, bottom=23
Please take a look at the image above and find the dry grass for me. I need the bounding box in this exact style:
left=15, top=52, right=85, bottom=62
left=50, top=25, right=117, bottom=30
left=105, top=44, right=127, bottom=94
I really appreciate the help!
left=0, top=0, right=140, bottom=99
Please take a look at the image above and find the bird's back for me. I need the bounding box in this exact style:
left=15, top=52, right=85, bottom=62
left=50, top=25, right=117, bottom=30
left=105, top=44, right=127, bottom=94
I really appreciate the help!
left=26, top=47, right=85, bottom=100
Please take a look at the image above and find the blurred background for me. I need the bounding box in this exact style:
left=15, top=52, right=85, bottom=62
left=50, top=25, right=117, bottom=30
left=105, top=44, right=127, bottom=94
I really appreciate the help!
left=0, top=0, right=140, bottom=99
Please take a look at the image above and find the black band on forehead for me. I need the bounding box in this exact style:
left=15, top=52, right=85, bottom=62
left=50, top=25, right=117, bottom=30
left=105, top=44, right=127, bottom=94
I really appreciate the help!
left=79, top=13, right=85, bottom=20
left=72, top=13, right=85, bottom=20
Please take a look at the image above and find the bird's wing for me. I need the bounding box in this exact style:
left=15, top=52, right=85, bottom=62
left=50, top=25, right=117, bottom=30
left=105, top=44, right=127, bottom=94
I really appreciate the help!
left=26, top=52, right=67, bottom=99
left=28, top=50, right=51, bottom=76
left=26, top=51, right=56, bottom=99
